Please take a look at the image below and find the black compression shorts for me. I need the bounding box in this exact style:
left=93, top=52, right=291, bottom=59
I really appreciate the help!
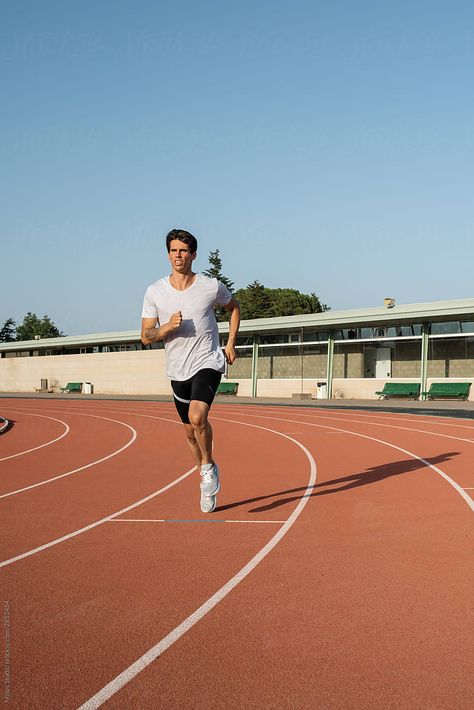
left=171, top=368, right=222, bottom=424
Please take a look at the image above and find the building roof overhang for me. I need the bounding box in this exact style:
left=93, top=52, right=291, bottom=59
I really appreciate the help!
left=1, top=298, right=473, bottom=352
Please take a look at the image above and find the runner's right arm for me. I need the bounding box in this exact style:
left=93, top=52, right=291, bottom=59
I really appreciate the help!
left=141, top=313, right=182, bottom=345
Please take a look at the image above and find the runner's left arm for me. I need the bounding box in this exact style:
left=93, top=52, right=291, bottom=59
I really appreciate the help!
left=223, top=297, right=240, bottom=365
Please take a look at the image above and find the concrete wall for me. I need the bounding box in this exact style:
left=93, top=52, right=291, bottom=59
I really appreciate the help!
left=255, top=378, right=319, bottom=398
left=331, top=378, right=412, bottom=399
left=0, top=350, right=171, bottom=395
left=392, top=341, right=422, bottom=377
left=1, top=352, right=472, bottom=401
left=333, top=348, right=364, bottom=378
left=258, top=352, right=327, bottom=379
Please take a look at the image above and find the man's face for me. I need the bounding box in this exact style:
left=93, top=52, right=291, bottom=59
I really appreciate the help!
left=168, top=239, right=196, bottom=273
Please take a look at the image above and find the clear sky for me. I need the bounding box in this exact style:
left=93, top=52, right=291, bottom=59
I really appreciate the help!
left=2, top=0, right=473, bottom=335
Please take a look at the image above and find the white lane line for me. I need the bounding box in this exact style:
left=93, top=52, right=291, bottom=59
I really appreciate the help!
left=0, top=413, right=137, bottom=499
left=215, top=410, right=474, bottom=512
left=218, top=406, right=474, bottom=444
left=77, top=420, right=316, bottom=710
left=213, top=402, right=474, bottom=426
left=0, top=412, right=70, bottom=462
left=0, top=464, right=196, bottom=568
left=0, top=412, right=193, bottom=568
left=107, top=518, right=286, bottom=524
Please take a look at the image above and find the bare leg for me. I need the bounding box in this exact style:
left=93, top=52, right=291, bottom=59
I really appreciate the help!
left=183, top=423, right=202, bottom=468
left=188, top=400, right=214, bottom=466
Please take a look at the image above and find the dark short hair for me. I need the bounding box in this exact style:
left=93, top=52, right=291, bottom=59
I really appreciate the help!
left=165, top=229, right=198, bottom=254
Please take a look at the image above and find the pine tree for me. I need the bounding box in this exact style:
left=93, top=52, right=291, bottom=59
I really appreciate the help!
left=203, top=249, right=234, bottom=322
left=0, top=317, right=16, bottom=342
left=203, top=249, right=234, bottom=292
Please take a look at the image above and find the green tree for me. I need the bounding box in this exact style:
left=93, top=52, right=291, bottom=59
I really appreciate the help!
left=16, top=313, right=65, bottom=341
left=0, top=317, right=16, bottom=342
left=234, top=283, right=329, bottom=320
left=268, top=289, right=329, bottom=317
left=234, top=281, right=272, bottom=319
left=203, top=249, right=235, bottom=322
left=203, top=249, right=234, bottom=292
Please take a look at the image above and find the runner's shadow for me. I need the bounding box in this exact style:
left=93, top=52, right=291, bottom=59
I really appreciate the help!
left=216, top=451, right=460, bottom=513
left=0, top=418, right=15, bottom=434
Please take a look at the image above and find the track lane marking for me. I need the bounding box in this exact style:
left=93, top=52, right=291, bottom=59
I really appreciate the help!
left=211, top=409, right=474, bottom=511
left=77, top=419, right=316, bottom=710
left=0, top=463, right=196, bottom=568
left=217, top=405, right=474, bottom=444
left=0, top=412, right=70, bottom=462
left=0, top=413, right=137, bottom=499
left=107, top=518, right=286, bottom=524
left=210, top=403, right=474, bottom=427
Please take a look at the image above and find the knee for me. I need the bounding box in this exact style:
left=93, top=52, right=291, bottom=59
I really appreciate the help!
left=188, top=410, right=207, bottom=431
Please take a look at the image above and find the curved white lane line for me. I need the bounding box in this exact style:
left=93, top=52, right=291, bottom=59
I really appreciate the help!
left=0, top=413, right=311, bottom=576
left=218, top=409, right=474, bottom=511
left=0, top=413, right=137, bottom=499
left=77, top=420, right=316, bottom=710
left=243, top=405, right=474, bottom=432
left=0, top=414, right=187, bottom=567
left=0, top=472, right=196, bottom=569
left=0, top=412, right=70, bottom=462
left=216, top=404, right=474, bottom=444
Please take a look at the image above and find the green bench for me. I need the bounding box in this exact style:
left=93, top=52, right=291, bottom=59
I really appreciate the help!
left=217, top=381, right=239, bottom=395
left=375, top=383, right=420, bottom=400
left=60, top=382, right=82, bottom=393
left=422, top=382, right=471, bottom=400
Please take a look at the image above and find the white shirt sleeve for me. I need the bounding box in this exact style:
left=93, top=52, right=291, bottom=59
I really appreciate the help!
left=215, top=280, right=232, bottom=306
left=141, top=286, right=158, bottom=319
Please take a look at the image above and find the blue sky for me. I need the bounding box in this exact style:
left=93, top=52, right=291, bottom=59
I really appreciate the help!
left=2, top=0, right=473, bottom=335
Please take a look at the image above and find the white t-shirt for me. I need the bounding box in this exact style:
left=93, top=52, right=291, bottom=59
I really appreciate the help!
left=141, top=273, right=232, bottom=381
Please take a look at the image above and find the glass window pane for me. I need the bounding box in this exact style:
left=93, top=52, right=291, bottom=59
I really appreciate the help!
left=230, top=346, right=253, bottom=378
left=258, top=345, right=303, bottom=379
left=257, top=344, right=327, bottom=379
left=334, top=340, right=422, bottom=378
left=428, top=336, right=474, bottom=377
left=430, top=322, right=460, bottom=335
left=460, top=321, right=474, bottom=334
left=302, top=330, right=328, bottom=342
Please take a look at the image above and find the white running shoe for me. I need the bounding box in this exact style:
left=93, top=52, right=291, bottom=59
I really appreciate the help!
left=200, top=464, right=220, bottom=513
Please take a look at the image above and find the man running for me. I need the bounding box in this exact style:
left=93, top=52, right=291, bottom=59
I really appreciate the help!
left=141, top=229, right=240, bottom=513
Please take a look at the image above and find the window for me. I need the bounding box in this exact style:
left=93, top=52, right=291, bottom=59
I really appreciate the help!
left=428, top=336, right=474, bottom=377
left=430, top=322, right=460, bottom=335
left=302, top=330, right=329, bottom=342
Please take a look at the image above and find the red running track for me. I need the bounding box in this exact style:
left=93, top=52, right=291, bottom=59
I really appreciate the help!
left=1, top=398, right=473, bottom=709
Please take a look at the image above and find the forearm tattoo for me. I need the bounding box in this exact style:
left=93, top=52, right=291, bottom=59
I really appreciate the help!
left=144, top=327, right=162, bottom=343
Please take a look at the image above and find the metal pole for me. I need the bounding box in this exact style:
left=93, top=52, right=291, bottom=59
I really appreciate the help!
left=420, top=323, right=429, bottom=400
left=251, top=335, right=259, bottom=398
left=326, top=332, right=334, bottom=399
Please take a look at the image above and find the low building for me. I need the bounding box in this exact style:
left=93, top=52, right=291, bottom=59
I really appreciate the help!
left=1, top=298, right=473, bottom=400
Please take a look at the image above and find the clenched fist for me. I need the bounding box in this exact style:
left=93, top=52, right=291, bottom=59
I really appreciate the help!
left=168, top=311, right=183, bottom=331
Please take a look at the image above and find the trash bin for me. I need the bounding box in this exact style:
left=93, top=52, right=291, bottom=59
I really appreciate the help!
left=316, top=382, right=327, bottom=399
left=82, top=382, right=93, bottom=394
